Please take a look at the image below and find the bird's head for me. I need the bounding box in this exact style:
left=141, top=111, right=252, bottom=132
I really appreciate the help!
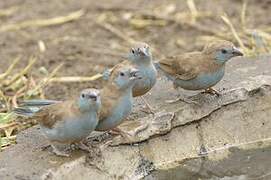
left=78, top=88, right=101, bottom=112
left=203, top=40, right=243, bottom=64
left=110, top=64, right=142, bottom=90
left=128, top=42, right=152, bottom=63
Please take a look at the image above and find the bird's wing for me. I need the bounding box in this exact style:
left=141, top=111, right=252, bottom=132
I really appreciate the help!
left=99, top=83, right=121, bottom=121
left=158, top=52, right=201, bottom=80
left=34, top=101, right=79, bottom=129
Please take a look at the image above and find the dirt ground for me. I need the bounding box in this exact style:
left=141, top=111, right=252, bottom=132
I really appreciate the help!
left=0, top=0, right=270, bottom=100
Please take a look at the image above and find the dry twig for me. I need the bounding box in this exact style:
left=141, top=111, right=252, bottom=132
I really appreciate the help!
left=221, top=14, right=247, bottom=52
left=0, top=6, right=19, bottom=17
left=0, top=10, right=84, bottom=32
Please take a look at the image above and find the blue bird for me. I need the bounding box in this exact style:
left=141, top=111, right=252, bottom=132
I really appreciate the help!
left=96, top=64, right=142, bottom=136
left=155, top=40, right=243, bottom=102
left=13, top=88, right=101, bottom=157
left=104, top=42, right=157, bottom=113
left=18, top=65, right=142, bottom=138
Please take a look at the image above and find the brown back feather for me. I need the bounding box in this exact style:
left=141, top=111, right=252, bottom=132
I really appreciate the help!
left=34, top=100, right=80, bottom=128
left=158, top=42, right=228, bottom=80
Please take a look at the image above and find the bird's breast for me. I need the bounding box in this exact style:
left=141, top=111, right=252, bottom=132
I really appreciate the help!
left=96, top=93, right=133, bottom=131
left=132, top=65, right=157, bottom=97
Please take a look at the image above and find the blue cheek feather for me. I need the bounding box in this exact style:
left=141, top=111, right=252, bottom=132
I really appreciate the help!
left=215, top=51, right=233, bottom=64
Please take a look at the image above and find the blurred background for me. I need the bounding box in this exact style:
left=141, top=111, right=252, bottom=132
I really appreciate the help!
left=0, top=0, right=270, bottom=149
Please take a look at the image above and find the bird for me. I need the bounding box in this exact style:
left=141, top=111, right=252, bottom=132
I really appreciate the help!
left=155, top=40, right=243, bottom=103
left=96, top=63, right=142, bottom=136
left=103, top=42, right=157, bottom=113
left=17, top=65, right=141, bottom=140
left=13, top=88, right=101, bottom=157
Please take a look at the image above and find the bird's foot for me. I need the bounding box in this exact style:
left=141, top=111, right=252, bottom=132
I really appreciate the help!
left=99, top=140, right=113, bottom=151
left=202, top=88, right=220, bottom=96
left=166, top=97, right=199, bottom=105
left=130, top=123, right=149, bottom=137
left=40, top=144, right=51, bottom=151
left=51, top=145, right=70, bottom=157
left=140, top=106, right=156, bottom=114
left=76, top=142, right=92, bottom=152
left=109, top=128, right=133, bottom=141
left=140, top=96, right=155, bottom=114
left=76, top=142, right=102, bottom=159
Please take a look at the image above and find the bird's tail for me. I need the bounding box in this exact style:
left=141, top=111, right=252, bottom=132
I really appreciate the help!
left=20, top=99, right=60, bottom=107
left=13, top=99, right=60, bottom=117
left=12, top=107, right=38, bottom=117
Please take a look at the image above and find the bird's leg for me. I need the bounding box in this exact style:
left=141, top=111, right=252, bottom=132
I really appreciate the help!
left=99, top=139, right=113, bottom=151
left=40, top=144, right=51, bottom=151
left=166, top=94, right=199, bottom=105
left=140, top=96, right=155, bottom=114
left=130, top=123, right=149, bottom=137
left=166, top=83, right=199, bottom=105
left=76, top=141, right=91, bottom=152
left=109, top=127, right=133, bottom=141
left=203, top=88, right=220, bottom=96
left=99, top=129, right=133, bottom=149
left=51, top=144, right=70, bottom=157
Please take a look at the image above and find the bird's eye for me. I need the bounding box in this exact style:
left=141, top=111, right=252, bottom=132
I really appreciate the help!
left=81, top=94, right=85, bottom=98
left=131, top=49, right=135, bottom=54
left=221, top=49, right=227, bottom=54
left=120, top=72, right=125, bottom=76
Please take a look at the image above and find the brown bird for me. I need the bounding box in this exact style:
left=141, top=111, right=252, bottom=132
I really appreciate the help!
left=103, top=42, right=157, bottom=113
left=155, top=40, right=243, bottom=102
left=96, top=63, right=142, bottom=136
left=13, top=88, right=101, bottom=157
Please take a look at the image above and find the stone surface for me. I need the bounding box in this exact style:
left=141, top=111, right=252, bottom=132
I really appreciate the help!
left=0, top=55, right=271, bottom=180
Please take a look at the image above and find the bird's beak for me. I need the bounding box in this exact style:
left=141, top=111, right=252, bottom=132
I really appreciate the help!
left=88, top=94, right=98, bottom=101
left=139, top=47, right=148, bottom=57
left=232, top=47, right=243, bottom=56
left=129, top=68, right=142, bottom=80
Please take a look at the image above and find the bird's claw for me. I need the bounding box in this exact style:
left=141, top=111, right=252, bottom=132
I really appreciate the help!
left=51, top=145, right=70, bottom=157
left=109, top=128, right=133, bottom=141
left=166, top=97, right=199, bottom=105
left=202, top=88, right=220, bottom=96
left=140, top=96, right=156, bottom=114
left=76, top=142, right=92, bottom=152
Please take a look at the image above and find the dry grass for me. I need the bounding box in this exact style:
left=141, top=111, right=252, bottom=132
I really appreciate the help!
left=0, top=0, right=271, bottom=150
left=0, top=9, right=85, bottom=150
left=0, top=10, right=84, bottom=32
left=0, top=57, right=63, bottom=150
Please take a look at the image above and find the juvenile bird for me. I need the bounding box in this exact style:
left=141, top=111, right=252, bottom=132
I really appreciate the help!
left=155, top=40, right=243, bottom=102
left=96, top=64, right=142, bottom=135
left=104, top=42, right=157, bottom=112
left=13, top=88, right=101, bottom=157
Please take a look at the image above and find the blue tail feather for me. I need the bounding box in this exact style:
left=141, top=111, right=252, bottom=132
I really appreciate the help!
left=12, top=107, right=38, bottom=117
left=20, top=99, right=60, bottom=107
left=13, top=99, right=60, bottom=117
